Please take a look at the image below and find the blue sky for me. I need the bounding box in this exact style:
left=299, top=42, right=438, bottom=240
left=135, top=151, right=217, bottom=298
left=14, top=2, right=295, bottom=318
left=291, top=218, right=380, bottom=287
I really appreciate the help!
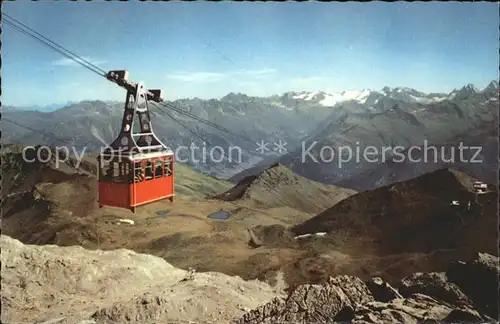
left=3, top=1, right=499, bottom=106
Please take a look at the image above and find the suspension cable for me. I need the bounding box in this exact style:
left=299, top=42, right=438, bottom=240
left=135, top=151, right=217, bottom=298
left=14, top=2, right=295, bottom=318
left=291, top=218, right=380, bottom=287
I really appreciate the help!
left=3, top=13, right=108, bottom=76
left=2, top=117, right=76, bottom=145
left=2, top=17, right=106, bottom=78
left=3, top=13, right=314, bottom=215
left=3, top=12, right=256, bottom=147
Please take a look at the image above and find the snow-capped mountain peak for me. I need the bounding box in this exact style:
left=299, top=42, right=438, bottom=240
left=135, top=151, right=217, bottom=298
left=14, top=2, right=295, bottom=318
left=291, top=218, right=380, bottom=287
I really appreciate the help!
left=292, top=91, right=323, bottom=101
left=483, top=80, right=499, bottom=92
left=292, top=89, right=373, bottom=106
left=289, top=81, right=494, bottom=108
left=463, top=83, right=479, bottom=93
left=448, top=83, right=482, bottom=100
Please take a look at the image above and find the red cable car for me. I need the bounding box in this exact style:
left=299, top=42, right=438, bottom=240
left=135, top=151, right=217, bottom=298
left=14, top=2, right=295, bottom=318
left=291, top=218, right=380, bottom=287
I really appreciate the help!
left=98, top=70, right=174, bottom=213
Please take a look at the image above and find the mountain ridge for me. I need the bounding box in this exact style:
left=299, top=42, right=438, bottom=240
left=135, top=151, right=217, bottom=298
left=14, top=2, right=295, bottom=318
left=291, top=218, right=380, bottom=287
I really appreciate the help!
left=4, top=80, right=498, bottom=184
left=5, top=79, right=497, bottom=111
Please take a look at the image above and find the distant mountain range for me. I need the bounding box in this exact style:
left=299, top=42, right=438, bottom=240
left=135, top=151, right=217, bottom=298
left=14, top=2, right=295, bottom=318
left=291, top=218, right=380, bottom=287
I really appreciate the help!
left=274, top=81, right=499, bottom=189
left=3, top=80, right=498, bottom=186
left=286, top=81, right=497, bottom=108
left=2, top=101, right=80, bottom=112
left=5, top=81, right=497, bottom=113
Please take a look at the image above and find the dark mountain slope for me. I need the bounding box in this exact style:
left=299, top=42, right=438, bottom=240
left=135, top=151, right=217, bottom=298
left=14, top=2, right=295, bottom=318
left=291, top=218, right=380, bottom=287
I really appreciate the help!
left=292, top=168, right=497, bottom=258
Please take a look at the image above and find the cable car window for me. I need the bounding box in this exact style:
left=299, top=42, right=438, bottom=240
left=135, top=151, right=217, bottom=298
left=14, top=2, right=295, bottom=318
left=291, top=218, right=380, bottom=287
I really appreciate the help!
left=145, top=161, right=154, bottom=180
left=154, top=160, right=163, bottom=177
left=101, top=160, right=112, bottom=181
left=113, top=161, right=129, bottom=183
left=112, top=162, right=121, bottom=182
left=134, top=162, right=144, bottom=183
left=123, top=162, right=131, bottom=182
left=164, top=157, right=172, bottom=177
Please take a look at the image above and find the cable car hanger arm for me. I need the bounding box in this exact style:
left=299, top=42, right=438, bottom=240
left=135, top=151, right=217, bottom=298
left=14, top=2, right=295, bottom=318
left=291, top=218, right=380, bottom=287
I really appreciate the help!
left=106, top=70, right=164, bottom=103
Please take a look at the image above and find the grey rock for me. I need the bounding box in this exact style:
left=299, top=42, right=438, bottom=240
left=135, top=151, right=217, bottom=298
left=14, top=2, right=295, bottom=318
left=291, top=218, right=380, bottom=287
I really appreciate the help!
left=235, top=275, right=374, bottom=324
left=352, top=293, right=453, bottom=324
left=446, top=252, right=500, bottom=318
left=399, top=272, right=472, bottom=307
left=366, top=277, right=403, bottom=302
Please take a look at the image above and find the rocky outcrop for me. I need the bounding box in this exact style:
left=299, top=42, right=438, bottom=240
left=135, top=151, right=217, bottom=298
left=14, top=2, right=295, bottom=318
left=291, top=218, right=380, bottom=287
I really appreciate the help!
left=399, top=272, right=472, bottom=307
left=353, top=293, right=455, bottom=323
left=365, top=277, right=402, bottom=302
left=0, top=235, right=282, bottom=324
left=237, top=253, right=499, bottom=324
left=236, top=276, right=374, bottom=324
left=446, top=252, right=500, bottom=318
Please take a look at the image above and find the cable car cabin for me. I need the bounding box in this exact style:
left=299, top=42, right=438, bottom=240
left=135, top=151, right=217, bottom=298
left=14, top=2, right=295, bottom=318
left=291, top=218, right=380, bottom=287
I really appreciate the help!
left=98, top=151, right=174, bottom=213
left=97, top=69, right=175, bottom=213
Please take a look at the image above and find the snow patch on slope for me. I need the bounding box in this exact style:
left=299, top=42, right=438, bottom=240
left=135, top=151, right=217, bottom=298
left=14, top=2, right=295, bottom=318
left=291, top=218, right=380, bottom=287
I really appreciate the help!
left=290, top=83, right=484, bottom=108
left=292, top=89, right=372, bottom=107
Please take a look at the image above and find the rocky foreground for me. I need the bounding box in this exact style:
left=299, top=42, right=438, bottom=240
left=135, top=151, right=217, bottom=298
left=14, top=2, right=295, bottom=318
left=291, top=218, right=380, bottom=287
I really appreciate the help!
left=0, top=235, right=283, bottom=324
left=237, top=252, right=499, bottom=324
left=1, top=234, right=498, bottom=324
